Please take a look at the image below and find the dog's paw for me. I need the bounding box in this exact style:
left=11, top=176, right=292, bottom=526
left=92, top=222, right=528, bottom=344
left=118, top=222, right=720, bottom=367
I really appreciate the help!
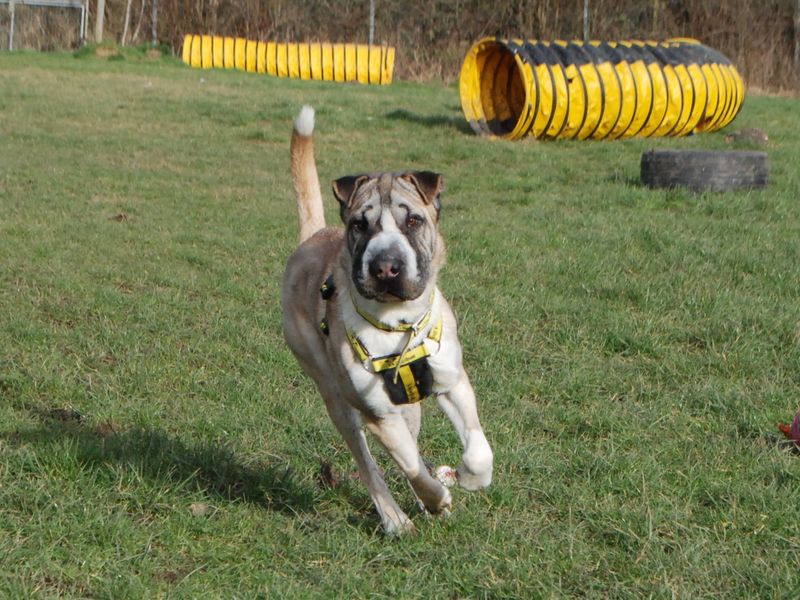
left=457, top=434, right=493, bottom=490
left=422, top=505, right=452, bottom=520
left=433, top=486, right=453, bottom=514
left=383, top=515, right=417, bottom=538
left=456, top=463, right=492, bottom=491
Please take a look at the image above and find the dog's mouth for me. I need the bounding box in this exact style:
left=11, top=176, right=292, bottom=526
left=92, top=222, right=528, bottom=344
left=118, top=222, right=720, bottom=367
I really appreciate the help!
left=353, top=274, right=425, bottom=303
left=376, top=288, right=412, bottom=303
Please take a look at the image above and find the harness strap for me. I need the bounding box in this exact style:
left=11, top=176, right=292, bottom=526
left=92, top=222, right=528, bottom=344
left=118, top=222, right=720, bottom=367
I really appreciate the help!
left=354, top=296, right=434, bottom=333
left=345, top=318, right=442, bottom=405
left=320, top=274, right=443, bottom=405
left=346, top=327, right=439, bottom=372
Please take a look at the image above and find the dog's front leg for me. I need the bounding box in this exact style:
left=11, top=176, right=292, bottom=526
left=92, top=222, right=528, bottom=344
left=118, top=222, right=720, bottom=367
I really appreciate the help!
left=437, top=372, right=493, bottom=490
left=365, top=412, right=452, bottom=516
left=319, top=390, right=415, bottom=536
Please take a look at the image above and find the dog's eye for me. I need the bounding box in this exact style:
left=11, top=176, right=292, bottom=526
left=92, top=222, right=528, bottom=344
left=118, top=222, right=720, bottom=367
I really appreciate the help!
left=407, top=215, right=423, bottom=228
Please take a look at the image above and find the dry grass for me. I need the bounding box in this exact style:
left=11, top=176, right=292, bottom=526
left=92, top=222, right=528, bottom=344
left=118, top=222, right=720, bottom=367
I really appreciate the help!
left=5, top=0, right=799, bottom=91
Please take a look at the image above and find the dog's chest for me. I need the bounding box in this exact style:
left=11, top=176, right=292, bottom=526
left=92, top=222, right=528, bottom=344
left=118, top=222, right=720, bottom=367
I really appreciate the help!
left=318, top=273, right=461, bottom=411
left=346, top=322, right=436, bottom=403
left=336, top=304, right=456, bottom=410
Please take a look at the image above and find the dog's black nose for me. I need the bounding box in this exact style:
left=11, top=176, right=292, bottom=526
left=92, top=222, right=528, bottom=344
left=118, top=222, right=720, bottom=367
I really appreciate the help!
left=369, top=255, right=403, bottom=281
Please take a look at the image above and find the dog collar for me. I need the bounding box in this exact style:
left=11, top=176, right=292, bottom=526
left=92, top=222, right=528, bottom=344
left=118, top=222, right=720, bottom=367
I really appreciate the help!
left=352, top=289, right=436, bottom=334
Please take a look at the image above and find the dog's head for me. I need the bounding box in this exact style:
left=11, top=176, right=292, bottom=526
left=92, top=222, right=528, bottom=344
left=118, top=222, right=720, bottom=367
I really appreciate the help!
left=333, top=171, right=445, bottom=302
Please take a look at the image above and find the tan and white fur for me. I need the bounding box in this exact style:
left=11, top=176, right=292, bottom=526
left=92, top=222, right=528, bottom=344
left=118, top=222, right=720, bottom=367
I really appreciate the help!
left=281, top=106, right=493, bottom=536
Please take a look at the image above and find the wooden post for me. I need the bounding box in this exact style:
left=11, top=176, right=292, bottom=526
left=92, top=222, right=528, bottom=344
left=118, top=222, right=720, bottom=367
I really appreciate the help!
left=368, top=0, right=375, bottom=46
left=652, top=0, right=659, bottom=37
left=794, top=0, right=800, bottom=69
left=95, top=0, right=105, bottom=42
left=583, top=0, right=589, bottom=43
left=81, top=1, right=87, bottom=43
left=151, top=0, right=158, bottom=45
left=8, top=0, right=14, bottom=51
left=121, top=0, right=132, bottom=45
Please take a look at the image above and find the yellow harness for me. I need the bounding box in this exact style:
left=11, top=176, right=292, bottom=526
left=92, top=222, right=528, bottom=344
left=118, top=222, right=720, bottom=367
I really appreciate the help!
left=319, top=276, right=442, bottom=405
left=345, top=314, right=442, bottom=404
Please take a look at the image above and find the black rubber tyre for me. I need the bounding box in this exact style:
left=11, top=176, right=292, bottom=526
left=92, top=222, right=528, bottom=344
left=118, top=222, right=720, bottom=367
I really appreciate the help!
left=640, top=149, right=768, bottom=192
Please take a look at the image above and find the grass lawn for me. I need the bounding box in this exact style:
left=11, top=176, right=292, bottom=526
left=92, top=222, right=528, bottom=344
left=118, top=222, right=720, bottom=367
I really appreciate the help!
left=1, top=48, right=799, bottom=598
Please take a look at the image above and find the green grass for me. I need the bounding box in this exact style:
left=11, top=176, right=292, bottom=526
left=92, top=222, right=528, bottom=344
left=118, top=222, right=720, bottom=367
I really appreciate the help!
left=1, top=50, right=799, bottom=598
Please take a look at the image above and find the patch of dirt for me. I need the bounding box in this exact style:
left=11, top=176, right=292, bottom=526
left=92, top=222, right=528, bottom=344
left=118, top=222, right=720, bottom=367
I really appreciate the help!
left=317, top=460, right=339, bottom=489
left=95, top=46, right=121, bottom=59
left=189, top=502, right=211, bottom=517
left=724, top=127, right=769, bottom=146
left=94, top=420, right=120, bottom=438
left=47, top=407, right=83, bottom=424
left=155, top=571, right=180, bottom=584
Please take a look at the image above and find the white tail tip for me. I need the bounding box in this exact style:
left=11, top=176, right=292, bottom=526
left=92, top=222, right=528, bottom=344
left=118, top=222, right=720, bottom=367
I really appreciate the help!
left=294, top=105, right=315, bottom=137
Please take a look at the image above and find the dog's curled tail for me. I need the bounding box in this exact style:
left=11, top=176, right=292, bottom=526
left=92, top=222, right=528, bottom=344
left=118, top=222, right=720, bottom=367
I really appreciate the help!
left=290, top=105, right=325, bottom=243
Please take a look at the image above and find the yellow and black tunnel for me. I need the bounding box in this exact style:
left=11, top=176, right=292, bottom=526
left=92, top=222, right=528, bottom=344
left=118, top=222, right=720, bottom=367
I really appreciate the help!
left=181, top=34, right=395, bottom=85
left=459, top=37, right=744, bottom=140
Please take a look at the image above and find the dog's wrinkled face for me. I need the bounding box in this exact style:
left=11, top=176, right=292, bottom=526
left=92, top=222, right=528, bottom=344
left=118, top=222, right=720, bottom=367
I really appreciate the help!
left=333, top=171, right=444, bottom=302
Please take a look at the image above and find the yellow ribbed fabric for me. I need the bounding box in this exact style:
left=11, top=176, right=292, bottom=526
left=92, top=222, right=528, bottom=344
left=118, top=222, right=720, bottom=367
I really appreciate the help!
left=182, top=34, right=395, bottom=85
left=459, top=37, right=744, bottom=140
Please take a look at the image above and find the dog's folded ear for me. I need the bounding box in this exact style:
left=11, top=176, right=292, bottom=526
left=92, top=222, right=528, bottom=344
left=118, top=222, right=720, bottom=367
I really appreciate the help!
left=401, top=171, right=444, bottom=214
left=332, top=175, right=369, bottom=210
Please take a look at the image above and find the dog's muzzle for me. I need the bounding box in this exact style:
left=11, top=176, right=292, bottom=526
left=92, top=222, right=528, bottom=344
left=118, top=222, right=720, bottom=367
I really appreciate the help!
left=358, top=240, right=426, bottom=301
left=369, top=251, right=404, bottom=281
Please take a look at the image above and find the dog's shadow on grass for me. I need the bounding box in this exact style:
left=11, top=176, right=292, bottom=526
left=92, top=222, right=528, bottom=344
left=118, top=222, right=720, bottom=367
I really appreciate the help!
left=385, top=109, right=474, bottom=135
left=4, top=410, right=316, bottom=515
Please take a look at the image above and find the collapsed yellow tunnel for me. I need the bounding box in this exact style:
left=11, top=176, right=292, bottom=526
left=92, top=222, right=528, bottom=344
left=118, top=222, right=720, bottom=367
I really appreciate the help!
left=459, top=37, right=744, bottom=140
left=181, top=34, right=395, bottom=85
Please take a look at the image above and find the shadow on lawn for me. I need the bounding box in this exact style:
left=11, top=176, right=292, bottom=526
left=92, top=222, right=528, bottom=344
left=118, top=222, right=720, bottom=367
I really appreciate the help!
left=4, top=408, right=316, bottom=515
left=385, top=109, right=474, bottom=134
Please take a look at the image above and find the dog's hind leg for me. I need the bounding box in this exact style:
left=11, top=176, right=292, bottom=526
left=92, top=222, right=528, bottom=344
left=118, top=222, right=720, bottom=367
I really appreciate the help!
left=397, top=403, right=431, bottom=513
left=366, top=412, right=452, bottom=516
left=437, top=373, right=494, bottom=491
left=320, top=390, right=416, bottom=536
left=399, top=403, right=421, bottom=441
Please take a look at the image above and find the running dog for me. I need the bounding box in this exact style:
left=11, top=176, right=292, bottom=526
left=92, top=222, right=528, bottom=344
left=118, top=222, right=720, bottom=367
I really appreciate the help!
left=281, top=106, right=493, bottom=536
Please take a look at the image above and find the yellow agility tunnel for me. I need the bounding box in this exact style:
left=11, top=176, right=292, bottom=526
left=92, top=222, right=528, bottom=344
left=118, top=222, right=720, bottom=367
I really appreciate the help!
left=459, top=37, right=744, bottom=140
left=181, top=34, right=395, bottom=85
